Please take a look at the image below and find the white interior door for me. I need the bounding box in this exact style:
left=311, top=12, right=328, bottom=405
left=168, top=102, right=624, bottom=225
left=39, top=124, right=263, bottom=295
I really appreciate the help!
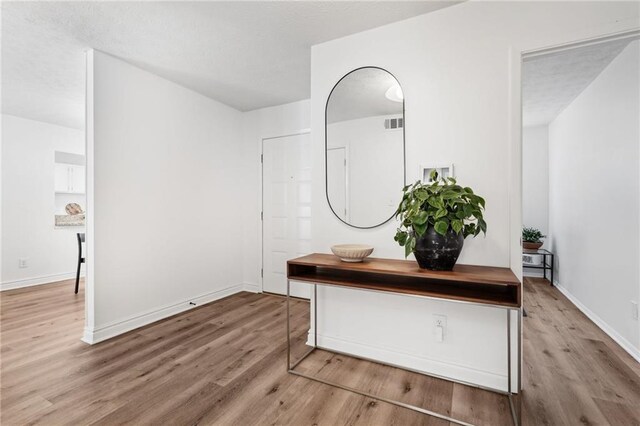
left=327, top=147, right=347, bottom=221
left=262, top=133, right=312, bottom=298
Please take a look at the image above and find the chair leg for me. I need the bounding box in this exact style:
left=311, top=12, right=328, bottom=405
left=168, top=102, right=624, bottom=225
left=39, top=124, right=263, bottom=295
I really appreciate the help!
left=75, top=260, right=81, bottom=294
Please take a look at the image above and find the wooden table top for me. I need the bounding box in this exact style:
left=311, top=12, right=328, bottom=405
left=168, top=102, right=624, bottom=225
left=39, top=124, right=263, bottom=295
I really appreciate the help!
left=288, top=253, right=520, bottom=287
left=287, top=253, right=521, bottom=307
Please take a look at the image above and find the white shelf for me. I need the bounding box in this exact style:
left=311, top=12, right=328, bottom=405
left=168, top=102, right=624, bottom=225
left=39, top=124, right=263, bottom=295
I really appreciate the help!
left=55, top=191, right=86, bottom=195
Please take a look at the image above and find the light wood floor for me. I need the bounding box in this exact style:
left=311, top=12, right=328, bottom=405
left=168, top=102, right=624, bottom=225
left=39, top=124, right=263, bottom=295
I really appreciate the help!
left=1, top=277, right=639, bottom=425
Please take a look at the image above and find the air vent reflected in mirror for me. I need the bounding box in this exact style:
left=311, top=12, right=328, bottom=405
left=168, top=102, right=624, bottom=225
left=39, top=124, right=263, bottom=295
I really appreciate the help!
left=384, top=117, right=403, bottom=130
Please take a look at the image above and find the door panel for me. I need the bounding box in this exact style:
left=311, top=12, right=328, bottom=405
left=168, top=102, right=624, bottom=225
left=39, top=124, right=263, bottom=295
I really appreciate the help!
left=263, top=133, right=312, bottom=298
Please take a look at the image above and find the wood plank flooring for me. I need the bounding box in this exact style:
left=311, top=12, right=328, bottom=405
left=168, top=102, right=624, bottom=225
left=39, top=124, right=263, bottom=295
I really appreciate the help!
left=1, top=277, right=639, bottom=425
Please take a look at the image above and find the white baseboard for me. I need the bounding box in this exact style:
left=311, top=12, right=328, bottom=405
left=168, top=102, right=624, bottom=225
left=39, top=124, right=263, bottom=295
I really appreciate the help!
left=1, top=272, right=84, bottom=291
left=554, top=280, right=640, bottom=363
left=242, top=282, right=261, bottom=293
left=306, top=332, right=514, bottom=393
left=82, top=283, right=244, bottom=345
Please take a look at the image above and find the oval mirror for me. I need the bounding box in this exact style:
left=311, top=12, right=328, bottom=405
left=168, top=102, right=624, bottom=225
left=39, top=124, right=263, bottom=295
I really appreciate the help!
left=325, top=67, right=405, bottom=228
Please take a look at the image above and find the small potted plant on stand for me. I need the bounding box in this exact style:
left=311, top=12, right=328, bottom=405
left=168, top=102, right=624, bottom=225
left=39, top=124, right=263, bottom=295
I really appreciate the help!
left=522, top=227, right=545, bottom=250
left=394, top=171, right=486, bottom=271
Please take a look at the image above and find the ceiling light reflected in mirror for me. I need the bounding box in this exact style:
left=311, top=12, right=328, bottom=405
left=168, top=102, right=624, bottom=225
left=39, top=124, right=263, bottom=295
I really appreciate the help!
left=385, top=84, right=404, bottom=103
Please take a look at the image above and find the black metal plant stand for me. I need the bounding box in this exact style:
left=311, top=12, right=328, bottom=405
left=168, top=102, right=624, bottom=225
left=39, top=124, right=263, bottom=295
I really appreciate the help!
left=523, top=249, right=554, bottom=285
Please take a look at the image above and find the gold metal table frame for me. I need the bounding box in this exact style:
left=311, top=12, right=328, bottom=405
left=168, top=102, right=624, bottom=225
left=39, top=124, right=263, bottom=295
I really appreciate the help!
left=286, top=279, right=522, bottom=426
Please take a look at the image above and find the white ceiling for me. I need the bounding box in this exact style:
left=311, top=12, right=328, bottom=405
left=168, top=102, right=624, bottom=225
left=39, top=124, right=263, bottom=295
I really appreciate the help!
left=327, top=67, right=403, bottom=124
left=522, top=38, right=634, bottom=127
left=1, top=1, right=460, bottom=129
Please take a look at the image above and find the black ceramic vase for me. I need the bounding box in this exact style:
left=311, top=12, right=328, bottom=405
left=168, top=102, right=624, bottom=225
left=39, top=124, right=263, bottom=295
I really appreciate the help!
left=413, top=226, right=464, bottom=271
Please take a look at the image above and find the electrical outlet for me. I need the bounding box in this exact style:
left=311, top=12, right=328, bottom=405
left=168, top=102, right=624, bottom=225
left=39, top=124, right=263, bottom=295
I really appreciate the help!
left=632, top=301, right=638, bottom=321
left=18, top=258, right=28, bottom=268
left=433, top=314, right=447, bottom=342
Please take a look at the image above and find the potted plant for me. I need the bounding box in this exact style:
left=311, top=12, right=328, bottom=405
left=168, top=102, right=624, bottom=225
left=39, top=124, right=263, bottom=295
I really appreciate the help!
left=394, top=171, right=486, bottom=271
left=522, top=227, right=545, bottom=250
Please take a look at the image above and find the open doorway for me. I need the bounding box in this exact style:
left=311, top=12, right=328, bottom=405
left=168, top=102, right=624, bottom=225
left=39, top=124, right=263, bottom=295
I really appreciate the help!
left=0, top=1, right=88, bottom=343
left=522, top=34, right=640, bottom=356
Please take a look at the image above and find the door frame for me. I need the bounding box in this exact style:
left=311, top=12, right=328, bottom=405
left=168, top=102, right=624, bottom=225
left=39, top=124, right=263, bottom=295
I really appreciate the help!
left=518, top=28, right=640, bottom=282
left=507, top=27, right=640, bottom=284
left=83, top=49, right=95, bottom=343
left=512, top=28, right=640, bottom=370
left=260, top=129, right=311, bottom=293
left=326, top=146, right=349, bottom=222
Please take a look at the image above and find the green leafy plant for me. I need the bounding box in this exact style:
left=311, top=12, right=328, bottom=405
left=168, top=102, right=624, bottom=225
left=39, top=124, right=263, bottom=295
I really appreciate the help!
left=394, top=170, right=487, bottom=257
left=522, top=227, right=545, bottom=243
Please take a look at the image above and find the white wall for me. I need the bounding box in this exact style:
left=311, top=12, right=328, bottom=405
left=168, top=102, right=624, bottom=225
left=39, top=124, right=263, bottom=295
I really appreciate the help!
left=549, top=40, right=639, bottom=359
left=522, top=125, right=549, bottom=236
left=85, top=51, right=246, bottom=343
left=310, top=1, right=639, bottom=390
left=522, top=125, right=549, bottom=277
left=240, top=100, right=311, bottom=291
left=1, top=114, right=85, bottom=290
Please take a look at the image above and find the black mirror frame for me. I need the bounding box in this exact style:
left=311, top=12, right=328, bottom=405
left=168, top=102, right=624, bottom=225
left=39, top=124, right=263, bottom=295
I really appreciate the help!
left=324, top=66, right=406, bottom=229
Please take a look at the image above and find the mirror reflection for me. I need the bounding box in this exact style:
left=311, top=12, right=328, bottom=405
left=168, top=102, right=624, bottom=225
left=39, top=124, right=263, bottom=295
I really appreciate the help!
left=325, top=67, right=405, bottom=228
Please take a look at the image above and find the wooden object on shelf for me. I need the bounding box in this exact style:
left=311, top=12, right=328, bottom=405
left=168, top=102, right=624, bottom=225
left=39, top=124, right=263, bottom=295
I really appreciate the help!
left=287, top=253, right=521, bottom=308
left=65, top=203, right=84, bottom=215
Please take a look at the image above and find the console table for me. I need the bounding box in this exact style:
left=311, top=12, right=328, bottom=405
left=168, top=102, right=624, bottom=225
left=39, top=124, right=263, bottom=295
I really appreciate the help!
left=286, top=253, right=522, bottom=426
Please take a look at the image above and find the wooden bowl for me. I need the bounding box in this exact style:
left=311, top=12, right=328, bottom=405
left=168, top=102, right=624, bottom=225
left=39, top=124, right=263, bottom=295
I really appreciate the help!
left=330, top=244, right=374, bottom=262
